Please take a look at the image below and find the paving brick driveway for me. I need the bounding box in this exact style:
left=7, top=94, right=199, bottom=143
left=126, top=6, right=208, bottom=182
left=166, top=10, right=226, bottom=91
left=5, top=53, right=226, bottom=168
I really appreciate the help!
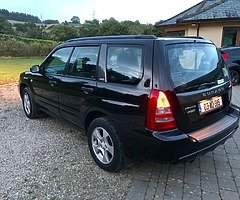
left=126, top=86, right=240, bottom=200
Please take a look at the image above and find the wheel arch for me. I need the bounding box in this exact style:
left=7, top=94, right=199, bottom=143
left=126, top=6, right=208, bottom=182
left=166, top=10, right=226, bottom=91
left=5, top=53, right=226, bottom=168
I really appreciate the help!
left=19, top=83, right=28, bottom=97
left=229, top=65, right=240, bottom=74
left=19, top=82, right=35, bottom=98
left=84, top=109, right=111, bottom=132
left=227, top=60, right=240, bottom=73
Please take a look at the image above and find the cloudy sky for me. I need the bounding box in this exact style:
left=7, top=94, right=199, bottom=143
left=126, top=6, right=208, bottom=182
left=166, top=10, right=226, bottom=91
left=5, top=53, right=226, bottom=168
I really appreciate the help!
left=1, top=0, right=202, bottom=24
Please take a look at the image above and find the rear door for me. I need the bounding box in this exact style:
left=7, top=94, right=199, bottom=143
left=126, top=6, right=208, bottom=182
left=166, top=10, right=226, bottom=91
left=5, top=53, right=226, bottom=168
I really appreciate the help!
left=58, top=45, right=99, bottom=127
left=95, top=42, right=153, bottom=126
left=163, top=42, right=231, bottom=132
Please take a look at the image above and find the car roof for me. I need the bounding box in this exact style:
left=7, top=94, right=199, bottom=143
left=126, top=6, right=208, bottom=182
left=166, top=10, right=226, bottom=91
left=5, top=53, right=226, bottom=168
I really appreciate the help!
left=65, top=35, right=157, bottom=43
left=64, top=35, right=207, bottom=43
left=58, top=35, right=213, bottom=49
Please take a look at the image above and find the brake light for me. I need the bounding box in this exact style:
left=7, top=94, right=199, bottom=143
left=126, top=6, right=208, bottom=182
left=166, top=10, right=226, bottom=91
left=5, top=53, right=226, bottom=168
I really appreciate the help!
left=146, top=90, right=176, bottom=131
left=222, top=52, right=229, bottom=61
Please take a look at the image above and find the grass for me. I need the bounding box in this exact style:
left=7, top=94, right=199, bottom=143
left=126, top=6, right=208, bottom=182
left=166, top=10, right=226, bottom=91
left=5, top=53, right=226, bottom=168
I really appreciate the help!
left=0, top=57, right=43, bottom=85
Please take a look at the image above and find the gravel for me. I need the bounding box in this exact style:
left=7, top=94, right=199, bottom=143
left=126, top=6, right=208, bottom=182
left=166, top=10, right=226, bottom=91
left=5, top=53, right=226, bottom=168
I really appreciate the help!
left=1, top=83, right=239, bottom=200
left=0, top=84, right=133, bottom=199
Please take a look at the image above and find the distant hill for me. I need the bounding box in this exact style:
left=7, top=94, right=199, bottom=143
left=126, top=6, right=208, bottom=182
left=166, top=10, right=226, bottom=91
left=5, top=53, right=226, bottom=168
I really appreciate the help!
left=0, top=9, right=41, bottom=23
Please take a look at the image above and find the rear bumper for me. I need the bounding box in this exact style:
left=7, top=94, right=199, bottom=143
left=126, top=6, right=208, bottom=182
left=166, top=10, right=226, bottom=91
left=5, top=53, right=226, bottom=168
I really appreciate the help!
left=118, top=105, right=240, bottom=162
left=178, top=104, right=239, bottom=162
left=179, top=128, right=236, bottom=162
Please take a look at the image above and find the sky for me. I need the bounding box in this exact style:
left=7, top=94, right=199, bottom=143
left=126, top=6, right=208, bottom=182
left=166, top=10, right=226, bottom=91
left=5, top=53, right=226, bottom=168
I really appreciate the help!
left=1, top=0, right=202, bottom=24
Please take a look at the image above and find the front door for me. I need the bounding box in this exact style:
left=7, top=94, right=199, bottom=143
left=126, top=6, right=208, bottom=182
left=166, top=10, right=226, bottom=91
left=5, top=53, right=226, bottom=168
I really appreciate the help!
left=32, top=47, right=73, bottom=116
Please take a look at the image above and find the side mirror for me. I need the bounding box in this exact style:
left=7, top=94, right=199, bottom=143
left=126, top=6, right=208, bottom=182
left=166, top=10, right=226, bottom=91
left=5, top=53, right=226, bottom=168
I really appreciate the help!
left=30, top=65, right=40, bottom=73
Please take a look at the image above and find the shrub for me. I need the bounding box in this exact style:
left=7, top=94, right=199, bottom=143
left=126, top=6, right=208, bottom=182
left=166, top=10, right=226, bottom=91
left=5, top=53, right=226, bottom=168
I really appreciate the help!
left=0, top=34, right=59, bottom=57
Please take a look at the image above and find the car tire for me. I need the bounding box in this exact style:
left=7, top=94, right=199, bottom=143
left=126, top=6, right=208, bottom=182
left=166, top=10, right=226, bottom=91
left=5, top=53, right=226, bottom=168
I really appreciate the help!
left=87, top=117, right=124, bottom=172
left=21, top=87, right=38, bottom=119
left=230, top=69, right=240, bottom=85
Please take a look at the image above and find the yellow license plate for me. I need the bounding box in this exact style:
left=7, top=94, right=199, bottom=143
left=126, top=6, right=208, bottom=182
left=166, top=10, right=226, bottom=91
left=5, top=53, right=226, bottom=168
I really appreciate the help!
left=198, top=96, right=223, bottom=115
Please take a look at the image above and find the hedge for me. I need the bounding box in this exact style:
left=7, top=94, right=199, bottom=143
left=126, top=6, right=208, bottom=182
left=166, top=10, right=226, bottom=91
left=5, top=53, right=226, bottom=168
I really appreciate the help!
left=0, top=34, right=59, bottom=57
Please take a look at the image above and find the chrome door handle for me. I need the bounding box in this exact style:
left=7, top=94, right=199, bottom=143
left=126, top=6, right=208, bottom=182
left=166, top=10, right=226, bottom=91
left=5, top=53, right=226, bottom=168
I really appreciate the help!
left=82, top=87, right=94, bottom=93
left=49, top=80, right=58, bottom=86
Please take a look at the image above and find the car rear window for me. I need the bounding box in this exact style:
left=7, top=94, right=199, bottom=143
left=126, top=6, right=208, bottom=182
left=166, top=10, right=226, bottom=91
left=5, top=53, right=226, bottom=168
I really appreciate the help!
left=166, top=43, right=230, bottom=92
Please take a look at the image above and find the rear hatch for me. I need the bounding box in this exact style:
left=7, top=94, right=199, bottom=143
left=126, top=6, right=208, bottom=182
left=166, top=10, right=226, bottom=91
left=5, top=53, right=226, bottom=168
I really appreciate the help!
left=165, top=42, right=231, bottom=133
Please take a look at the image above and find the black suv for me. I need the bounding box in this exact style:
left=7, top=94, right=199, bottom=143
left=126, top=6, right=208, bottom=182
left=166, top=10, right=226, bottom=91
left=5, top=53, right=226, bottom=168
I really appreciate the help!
left=221, top=46, right=240, bottom=85
left=19, top=35, right=240, bottom=172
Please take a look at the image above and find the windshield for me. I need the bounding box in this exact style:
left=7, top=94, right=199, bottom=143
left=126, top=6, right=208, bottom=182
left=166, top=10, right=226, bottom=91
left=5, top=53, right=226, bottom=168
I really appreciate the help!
left=167, top=43, right=230, bottom=92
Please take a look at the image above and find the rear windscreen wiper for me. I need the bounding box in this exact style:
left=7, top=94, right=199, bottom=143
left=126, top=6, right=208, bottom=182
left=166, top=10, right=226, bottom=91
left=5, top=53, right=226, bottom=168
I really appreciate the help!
left=198, top=82, right=216, bottom=89
left=185, top=81, right=216, bottom=91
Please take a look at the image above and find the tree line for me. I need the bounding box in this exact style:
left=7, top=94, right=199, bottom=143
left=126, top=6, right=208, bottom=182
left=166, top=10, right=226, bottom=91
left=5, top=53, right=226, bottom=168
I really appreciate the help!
left=0, top=9, right=163, bottom=57
left=0, top=15, right=163, bottom=42
left=0, top=9, right=41, bottom=23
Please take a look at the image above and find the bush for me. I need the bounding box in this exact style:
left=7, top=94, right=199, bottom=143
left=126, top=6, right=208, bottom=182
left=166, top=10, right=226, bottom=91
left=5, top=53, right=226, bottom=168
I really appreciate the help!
left=0, top=34, right=58, bottom=57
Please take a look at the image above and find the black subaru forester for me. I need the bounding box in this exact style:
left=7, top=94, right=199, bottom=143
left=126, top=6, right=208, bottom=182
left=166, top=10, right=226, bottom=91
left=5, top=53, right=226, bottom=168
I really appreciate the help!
left=19, top=35, right=240, bottom=172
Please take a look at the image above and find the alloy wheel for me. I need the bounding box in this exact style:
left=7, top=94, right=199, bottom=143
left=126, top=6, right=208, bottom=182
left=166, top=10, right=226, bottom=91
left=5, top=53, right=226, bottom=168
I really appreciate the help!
left=91, top=127, right=114, bottom=164
left=23, top=92, right=31, bottom=115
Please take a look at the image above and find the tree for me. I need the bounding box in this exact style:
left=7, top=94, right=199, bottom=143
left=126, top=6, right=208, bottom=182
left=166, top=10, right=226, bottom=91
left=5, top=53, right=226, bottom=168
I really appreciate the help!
left=71, top=16, right=80, bottom=24
left=0, top=9, right=41, bottom=23
left=0, top=15, right=15, bottom=34
left=143, top=24, right=164, bottom=37
left=15, top=23, right=46, bottom=39
left=49, top=24, right=79, bottom=41
left=100, top=18, right=129, bottom=36
left=43, top=20, right=59, bottom=24
left=121, top=20, right=144, bottom=35
left=79, top=19, right=100, bottom=36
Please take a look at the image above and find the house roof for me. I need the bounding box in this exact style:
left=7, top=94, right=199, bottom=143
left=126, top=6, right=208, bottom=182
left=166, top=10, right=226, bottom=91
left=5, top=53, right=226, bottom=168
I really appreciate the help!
left=156, top=0, right=240, bottom=27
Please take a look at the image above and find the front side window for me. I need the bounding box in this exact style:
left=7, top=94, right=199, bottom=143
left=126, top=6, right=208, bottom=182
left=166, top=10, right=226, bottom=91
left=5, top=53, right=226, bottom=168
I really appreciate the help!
left=44, top=47, right=73, bottom=75
left=67, top=46, right=99, bottom=79
left=107, top=46, right=143, bottom=84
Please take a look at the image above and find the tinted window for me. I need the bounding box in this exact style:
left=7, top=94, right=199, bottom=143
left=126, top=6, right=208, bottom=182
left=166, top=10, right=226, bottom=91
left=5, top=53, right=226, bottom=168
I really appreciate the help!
left=167, top=43, right=230, bottom=92
left=44, top=47, right=73, bottom=75
left=107, top=46, right=143, bottom=84
left=68, top=46, right=99, bottom=79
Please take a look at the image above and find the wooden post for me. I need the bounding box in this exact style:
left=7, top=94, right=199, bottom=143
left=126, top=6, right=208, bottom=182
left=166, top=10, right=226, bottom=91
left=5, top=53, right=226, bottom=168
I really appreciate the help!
left=236, top=27, right=240, bottom=46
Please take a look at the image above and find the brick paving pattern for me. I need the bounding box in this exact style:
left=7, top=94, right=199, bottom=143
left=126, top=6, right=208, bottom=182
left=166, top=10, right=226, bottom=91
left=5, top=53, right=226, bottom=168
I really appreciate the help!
left=126, top=86, right=240, bottom=200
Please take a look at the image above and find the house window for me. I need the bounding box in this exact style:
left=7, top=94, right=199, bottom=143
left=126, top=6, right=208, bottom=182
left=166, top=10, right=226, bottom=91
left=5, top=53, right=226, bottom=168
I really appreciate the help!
left=222, top=27, right=240, bottom=47
left=166, top=30, right=185, bottom=36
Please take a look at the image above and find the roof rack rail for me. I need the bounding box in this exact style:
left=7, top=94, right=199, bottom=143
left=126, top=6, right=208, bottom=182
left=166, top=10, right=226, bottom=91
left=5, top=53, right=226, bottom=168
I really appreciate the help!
left=166, top=36, right=204, bottom=39
left=184, top=36, right=204, bottom=39
left=65, top=35, right=157, bottom=43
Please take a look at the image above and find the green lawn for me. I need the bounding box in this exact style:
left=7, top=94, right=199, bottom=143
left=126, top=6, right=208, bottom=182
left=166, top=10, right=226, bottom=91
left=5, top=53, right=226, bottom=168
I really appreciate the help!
left=0, top=57, right=43, bottom=85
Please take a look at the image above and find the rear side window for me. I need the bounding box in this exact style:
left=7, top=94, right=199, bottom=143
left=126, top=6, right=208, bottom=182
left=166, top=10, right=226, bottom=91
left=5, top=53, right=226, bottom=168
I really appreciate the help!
left=68, top=46, right=99, bottom=79
left=107, top=46, right=143, bottom=84
left=167, top=43, right=230, bottom=92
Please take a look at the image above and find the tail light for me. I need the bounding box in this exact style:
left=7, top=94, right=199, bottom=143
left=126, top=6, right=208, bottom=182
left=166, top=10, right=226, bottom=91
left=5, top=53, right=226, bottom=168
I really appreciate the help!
left=146, top=90, right=176, bottom=131
left=222, top=52, right=229, bottom=61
